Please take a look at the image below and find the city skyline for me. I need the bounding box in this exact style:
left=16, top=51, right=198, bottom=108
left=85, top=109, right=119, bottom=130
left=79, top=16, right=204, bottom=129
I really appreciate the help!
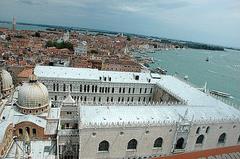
left=0, top=0, right=240, bottom=48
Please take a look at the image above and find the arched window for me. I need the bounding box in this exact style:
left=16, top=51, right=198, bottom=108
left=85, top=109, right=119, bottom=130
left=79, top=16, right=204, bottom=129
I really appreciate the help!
left=98, top=140, right=109, bottom=151
left=206, top=126, right=210, bottom=133
left=238, top=135, right=240, bottom=143
left=32, top=128, right=36, bottom=136
left=19, top=128, right=23, bottom=135
left=63, top=84, right=66, bottom=91
left=196, top=135, right=204, bottom=144
left=218, top=133, right=226, bottom=144
left=196, top=127, right=200, bottom=134
left=153, top=137, right=163, bottom=148
left=26, top=127, right=30, bottom=135
left=175, top=138, right=185, bottom=149
left=87, top=85, right=90, bottom=92
left=127, top=139, right=137, bottom=150
left=80, top=85, right=82, bottom=92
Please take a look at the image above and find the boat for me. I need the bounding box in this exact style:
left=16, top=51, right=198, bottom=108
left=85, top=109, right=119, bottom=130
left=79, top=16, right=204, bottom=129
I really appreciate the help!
left=143, top=63, right=150, bottom=67
left=210, top=90, right=231, bottom=98
left=206, top=57, right=209, bottom=62
left=155, top=67, right=167, bottom=75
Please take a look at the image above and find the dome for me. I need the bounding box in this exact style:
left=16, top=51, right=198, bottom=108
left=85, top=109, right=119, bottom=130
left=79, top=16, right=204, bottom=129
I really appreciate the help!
left=17, top=75, right=49, bottom=114
left=0, top=69, right=14, bottom=97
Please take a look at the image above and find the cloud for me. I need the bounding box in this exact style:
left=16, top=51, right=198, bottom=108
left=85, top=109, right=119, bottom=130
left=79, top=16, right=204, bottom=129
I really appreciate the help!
left=16, top=0, right=47, bottom=5
left=117, top=5, right=140, bottom=12
left=1, top=0, right=239, bottom=47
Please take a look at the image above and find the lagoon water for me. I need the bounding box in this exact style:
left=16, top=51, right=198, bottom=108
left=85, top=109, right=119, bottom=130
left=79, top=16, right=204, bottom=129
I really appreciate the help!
left=147, top=49, right=240, bottom=105
left=0, top=22, right=48, bottom=31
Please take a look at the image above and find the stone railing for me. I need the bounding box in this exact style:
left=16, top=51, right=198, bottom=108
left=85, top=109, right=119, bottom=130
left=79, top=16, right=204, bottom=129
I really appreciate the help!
left=78, top=101, right=185, bottom=107
left=80, top=115, right=240, bottom=129
left=58, top=129, right=79, bottom=136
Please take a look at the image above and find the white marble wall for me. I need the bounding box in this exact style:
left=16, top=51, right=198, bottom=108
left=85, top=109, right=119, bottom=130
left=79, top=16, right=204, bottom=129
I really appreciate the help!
left=78, top=121, right=240, bottom=159
left=40, top=78, right=155, bottom=104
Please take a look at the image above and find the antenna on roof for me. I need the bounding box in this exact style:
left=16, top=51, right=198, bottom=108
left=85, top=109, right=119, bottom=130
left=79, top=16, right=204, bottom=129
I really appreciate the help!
left=183, top=108, right=189, bottom=119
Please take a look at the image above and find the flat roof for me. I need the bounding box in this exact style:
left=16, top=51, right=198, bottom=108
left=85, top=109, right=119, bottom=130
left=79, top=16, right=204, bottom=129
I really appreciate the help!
left=80, top=105, right=240, bottom=128
left=156, top=75, right=229, bottom=106
left=34, top=65, right=157, bottom=84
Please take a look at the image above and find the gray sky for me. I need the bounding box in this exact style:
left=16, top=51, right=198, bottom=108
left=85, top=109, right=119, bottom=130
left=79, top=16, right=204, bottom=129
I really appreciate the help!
left=0, top=0, right=240, bottom=47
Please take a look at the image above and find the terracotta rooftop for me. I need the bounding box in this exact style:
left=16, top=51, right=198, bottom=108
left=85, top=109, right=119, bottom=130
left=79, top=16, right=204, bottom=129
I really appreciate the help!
left=17, top=68, right=33, bottom=78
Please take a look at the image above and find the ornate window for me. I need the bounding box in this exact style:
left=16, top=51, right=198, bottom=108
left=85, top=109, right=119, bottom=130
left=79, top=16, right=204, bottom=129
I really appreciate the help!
left=153, top=137, right=163, bottom=148
left=150, top=88, right=153, bottom=93
left=87, top=85, right=90, bottom=92
left=127, top=139, right=137, bottom=150
left=95, top=85, right=97, bottom=92
left=206, top=126, right=210, bottom=133
left=19, top=128, right=23, bottom=135
left=175, top=138, right=185, bottom=149
left=80, top=85, right=82, bottom=92
left=196, top=135, right=204, bottom=144
left=63, top=84, right=66, bottom=91
left=218, top=133, right=226, bottom=144
left=98, top=140, right=109, bottom=152
left=196, top=127, right=200, bottom=134
left=32, top=128, right=36, bottom=136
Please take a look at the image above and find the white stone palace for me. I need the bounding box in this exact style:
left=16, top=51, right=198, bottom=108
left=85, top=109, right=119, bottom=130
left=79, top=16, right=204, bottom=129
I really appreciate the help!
left=0, top=65, right=240, bottom=159
left=34, top=66, right=240, bottom=159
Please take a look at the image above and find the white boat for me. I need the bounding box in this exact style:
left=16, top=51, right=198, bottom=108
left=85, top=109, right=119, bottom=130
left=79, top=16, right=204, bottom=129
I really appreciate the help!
left=210, top=90, right=231, bottom=98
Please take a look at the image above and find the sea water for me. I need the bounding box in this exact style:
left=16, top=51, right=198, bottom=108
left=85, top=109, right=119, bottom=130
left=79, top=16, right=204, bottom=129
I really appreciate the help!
left=147, top=49, right=240, bottom=106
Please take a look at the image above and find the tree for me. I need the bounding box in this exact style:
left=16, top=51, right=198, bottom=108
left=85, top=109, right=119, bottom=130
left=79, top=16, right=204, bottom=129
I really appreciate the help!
left=34, top=32, right=41, bottom=37
left=6, top=36, right=11, bottom=41
left=127, top=36, right=131, bottom=41
left=45, top=40, right=73, bottom=51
